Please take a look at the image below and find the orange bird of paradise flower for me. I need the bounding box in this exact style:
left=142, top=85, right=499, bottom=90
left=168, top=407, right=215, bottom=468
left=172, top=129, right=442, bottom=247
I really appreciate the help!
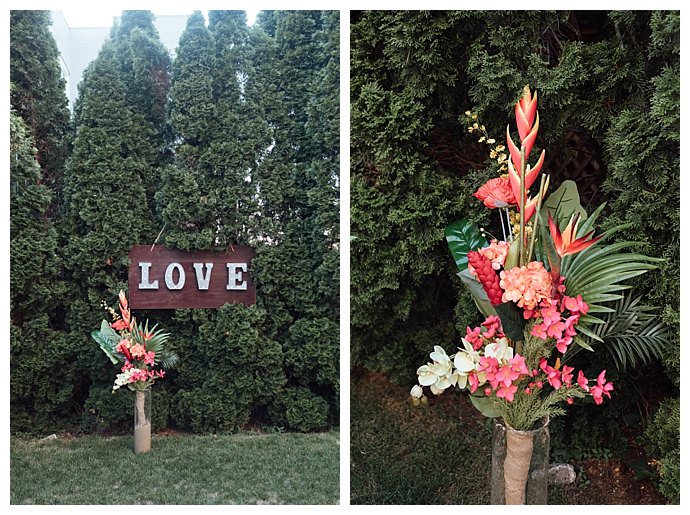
left=548, top=213, right=603, bottom=257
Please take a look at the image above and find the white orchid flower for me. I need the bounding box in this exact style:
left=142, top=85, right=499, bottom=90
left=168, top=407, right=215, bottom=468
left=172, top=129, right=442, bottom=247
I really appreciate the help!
left=484, top=337, right=513, bottom=363
left=451, top=338, right=482, bottom=391
left=410, top=385, right=424, bottom=398
left=429, top=345, right=451, bottom=366
left=416, top=364, right=437, bottom=386
left=416, top=345, right=461, bottom=395
left=454, top=338, right=480, bottom=372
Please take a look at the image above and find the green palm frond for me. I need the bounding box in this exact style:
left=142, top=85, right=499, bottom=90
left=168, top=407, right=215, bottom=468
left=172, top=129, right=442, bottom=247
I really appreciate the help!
left=561, top=227, right=661, bottom=317
left=569, top=295, right=671, bottom=370
left=553, top=207, right=663, bottom=353
left=136, top=319, right=178, bottom=369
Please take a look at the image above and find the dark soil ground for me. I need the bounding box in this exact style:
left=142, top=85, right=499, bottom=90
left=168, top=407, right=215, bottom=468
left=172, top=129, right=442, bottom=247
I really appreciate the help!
left=350, top=368, right=667, bottom=505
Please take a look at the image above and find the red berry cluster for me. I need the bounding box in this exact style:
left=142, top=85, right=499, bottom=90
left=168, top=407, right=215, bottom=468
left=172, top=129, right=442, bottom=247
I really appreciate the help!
left=467, top=250, right=504, bottom=305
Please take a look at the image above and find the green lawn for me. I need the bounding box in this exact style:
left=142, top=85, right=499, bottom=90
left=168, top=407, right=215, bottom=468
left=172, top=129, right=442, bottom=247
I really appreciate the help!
left=11, top=430, right=339, bottom=504
left=350, top=369, right=493, bottom=504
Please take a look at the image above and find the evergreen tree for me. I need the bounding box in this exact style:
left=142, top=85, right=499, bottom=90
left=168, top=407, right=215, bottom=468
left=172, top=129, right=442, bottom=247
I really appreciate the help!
left=10, top=111, right=75, bottom=431
left=61, top=41, right=162, bottom=423
left=158, top=11, right=216, bottom=250
left=159, top=11, right=287, bottom=432
left=252, top=11, right=340, bottom=427
left=111, top=11, right=173, bottom=207
left=203, top=10, right=260, bottom=247
left=10, top=10, right=70, bottom=214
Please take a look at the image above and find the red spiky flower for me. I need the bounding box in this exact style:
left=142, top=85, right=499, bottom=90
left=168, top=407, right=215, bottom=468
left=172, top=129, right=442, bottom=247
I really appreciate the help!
left=467, top=250, right=504, bottom=305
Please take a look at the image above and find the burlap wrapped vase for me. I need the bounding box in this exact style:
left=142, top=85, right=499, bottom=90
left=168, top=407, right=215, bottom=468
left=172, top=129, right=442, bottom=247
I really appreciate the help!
left=490, top=417, right=550, bottom=504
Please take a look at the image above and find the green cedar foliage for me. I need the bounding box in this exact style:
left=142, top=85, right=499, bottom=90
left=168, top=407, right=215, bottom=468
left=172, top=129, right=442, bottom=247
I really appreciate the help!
left=111, top=11, right=173, bottom=204
left=171, top=304, right=285, bottom=433
left=351, top=11, right=490, bottom=381
left=62, top=34, right=169, bottom=428
left=158, top=11, right=216, bottom=250
left=10, top=112, right=74, bottom=432
left=156, top=11, right=339, bottom=432
left=252, top=11, right=340, bottom=428
left=10, top=10, right=70, bottom=214
left=644, top=397, right=680, bottom=504
left=204, top=10, right=257, bottom=247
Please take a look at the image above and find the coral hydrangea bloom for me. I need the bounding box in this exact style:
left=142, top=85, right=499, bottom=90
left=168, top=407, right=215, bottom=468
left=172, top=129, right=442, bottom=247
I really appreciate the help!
left=130, top=343, right=147, bottom=360
left=473, top=177, right=517, bottom=209
left=499, top=261, right=553, bottom=311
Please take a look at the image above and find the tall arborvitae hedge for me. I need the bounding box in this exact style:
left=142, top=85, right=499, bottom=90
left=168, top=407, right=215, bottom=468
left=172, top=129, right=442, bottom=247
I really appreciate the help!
left=350, top=10, right=678, bottom=502
left=10, top=111, right=76, bottom=432
left=11, top=9, right=338, bottom=436
left=159, top=10, right=340, bottom=432
left=10, top=11, right=72, bottom=433
left=10, top=10, right=70, bottom=213
left=61, top=13, right=172, bottom=431
left=252, top=11, right=340, bottom=428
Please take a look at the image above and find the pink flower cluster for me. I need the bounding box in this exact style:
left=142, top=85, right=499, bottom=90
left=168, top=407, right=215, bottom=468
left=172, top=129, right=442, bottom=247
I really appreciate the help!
left=464, top=315, right=504, bottom=350
left=525, top=276, right=589, bottom=353
left=468, top=240, right=510, bottom=278
left=121, top=361, right=166, bottom=382
left=478, top=354, right=530, bottom=402
left=532, top=358, right=613, bottom=405
left=499, top=261, right=553, bottom=311
left=474, top=351, right=614, bottom=406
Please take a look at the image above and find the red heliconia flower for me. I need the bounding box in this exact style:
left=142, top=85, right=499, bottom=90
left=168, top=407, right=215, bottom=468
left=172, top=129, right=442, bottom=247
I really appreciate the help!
left=506, top=86, right=547, bottom=222
left=473, top=177, right=517, bottom=209
left=467, top=250, right=504, bottom=306
left=117, top=289, right=132, bottom=330
left=548, top=213, right=603, bottom=257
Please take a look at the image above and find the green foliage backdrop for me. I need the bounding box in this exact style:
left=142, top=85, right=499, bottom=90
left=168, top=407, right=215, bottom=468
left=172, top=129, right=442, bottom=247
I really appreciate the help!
left=350, top=10, right=678, bottom=502
left=10, top=10, right=339, bottom=436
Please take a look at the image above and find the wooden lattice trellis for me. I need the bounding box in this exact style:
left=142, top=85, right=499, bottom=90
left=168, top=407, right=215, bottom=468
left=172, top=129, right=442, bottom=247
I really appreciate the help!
left=544, top=128, right=606, bottom=209
left=428, top=126, right=607, bottom=210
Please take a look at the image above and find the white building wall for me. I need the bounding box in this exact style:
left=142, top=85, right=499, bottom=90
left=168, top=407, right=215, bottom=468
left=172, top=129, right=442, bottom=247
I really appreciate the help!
left=49, top=11, right=189, bottom=111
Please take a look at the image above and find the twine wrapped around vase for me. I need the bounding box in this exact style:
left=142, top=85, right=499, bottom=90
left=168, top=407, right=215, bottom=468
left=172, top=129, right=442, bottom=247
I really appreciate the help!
left=134, top=389, right=151, bottom=454
left=504, top=427, right=534, bottom=504
left=491, top=417, right=549, bottom=505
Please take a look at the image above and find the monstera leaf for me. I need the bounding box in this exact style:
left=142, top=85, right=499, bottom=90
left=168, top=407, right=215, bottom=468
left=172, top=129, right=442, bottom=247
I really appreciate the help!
left=91, top=320, right=122, bottom=364
left=445, top=219, right=488, bottom=272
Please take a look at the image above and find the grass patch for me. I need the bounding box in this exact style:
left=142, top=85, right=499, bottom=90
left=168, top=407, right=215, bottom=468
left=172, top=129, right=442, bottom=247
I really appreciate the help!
left=351, top=369, right=586, bottom=504
left=11, top=430, right=339, bottom=504
left=350, top=369, right=493, bottom=504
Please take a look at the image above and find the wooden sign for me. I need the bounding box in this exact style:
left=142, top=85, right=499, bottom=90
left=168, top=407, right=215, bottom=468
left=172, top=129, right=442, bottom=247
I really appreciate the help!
left=128, top=245, right=256, bottom=309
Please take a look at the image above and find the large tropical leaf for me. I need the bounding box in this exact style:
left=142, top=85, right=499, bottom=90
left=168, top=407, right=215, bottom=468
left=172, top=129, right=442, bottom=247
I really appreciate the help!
left=445, top=219, right=487, bottom=272
left=540, top=180, right=587, bottom=228
left=567, top=295, right=671, bottom=370
left=469, top=392, right=501, bottom=418
left=494, top=302, right=526, bottom=342
left=457, top=269, right=496, bottom=318
left=91, top=320, right=122, bottom=364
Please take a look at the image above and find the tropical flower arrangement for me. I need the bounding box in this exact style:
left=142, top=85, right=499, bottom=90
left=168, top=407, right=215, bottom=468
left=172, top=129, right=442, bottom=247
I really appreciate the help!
left=411, top=86, right=662, bottom=503
left=92, top=290, right=178, bottom=453
left=91, top=290, right=178, bottom=392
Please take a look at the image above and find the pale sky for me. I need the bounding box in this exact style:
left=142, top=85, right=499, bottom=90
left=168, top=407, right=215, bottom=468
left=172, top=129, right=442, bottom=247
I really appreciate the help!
left=60, top=8, right=260, bottom=28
